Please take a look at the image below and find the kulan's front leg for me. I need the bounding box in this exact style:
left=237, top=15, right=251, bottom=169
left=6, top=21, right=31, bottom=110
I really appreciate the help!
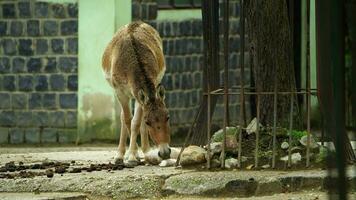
left=127, top=101, right=143, bottom=166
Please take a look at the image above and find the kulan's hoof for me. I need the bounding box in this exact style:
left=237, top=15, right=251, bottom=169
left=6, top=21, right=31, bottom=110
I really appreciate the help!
left=114, top=157, right=124, bottom=165
left=125, top=160, right=139, bottom=168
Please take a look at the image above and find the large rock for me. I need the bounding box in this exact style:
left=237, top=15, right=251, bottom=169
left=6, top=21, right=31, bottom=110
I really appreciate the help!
left=211, top=127, right=239, bottom=153
left=280, top=152, right=302, bottom=164
left=299, top=135, right=319, bottom=149
left=179, top=145, right=207, bottom=166
left=246, top=117, right=263, bottom=135
left=225, top=158, right=238, bottom=169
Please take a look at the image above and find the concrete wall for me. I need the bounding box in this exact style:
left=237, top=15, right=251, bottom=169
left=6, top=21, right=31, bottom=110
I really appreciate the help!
left=0, top=0, right=78, bottom=144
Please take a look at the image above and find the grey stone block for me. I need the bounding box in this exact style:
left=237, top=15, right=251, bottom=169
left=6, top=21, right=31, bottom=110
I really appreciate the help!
left=43, top=20, right=58, bottom=36
left=59, top=93, right=77, bottom=109
left=51, top=4, right=65, bottom=18
left=0, top=21, right=7, bottom=36
left=34, top=75, right=48, bottom=91
left=67, top=4, right=78, bottom=18
left=44, top=57, right=57, bottom=72
left=2, top=39, right=17, bottom=55
left=148, top=4, right=157, bottom=20
left=12, top=57, right=26, bottom=73
left=29, top=93, right=42, bottom=109
left=10, top=21, right=23, bottom=36
left=2, top=3, right=16, bottom=18
left=0, top=111, right=16, bottom=126
left=41, top=128, right=57, bottom=143
left=12, top=93, right=27, bottom=109
left=19, top=75, right=33, bottom=91
left=18, top=39, right=33, bottom=56
left=3, top=75, right=16, bottom=91
left=0, top=93, right=11, bottom=109
left=10, top=128, right=24, bottom=144
left=27, top=58, right=42, bottom=72
left=58, top=57, right=77, bottom=72
left=60, top=20, right=78, bottom=35
left=33, top=111, right=49, bottom=127
left=25, top=128, right=40, bottom=144
left=0, top=128, right=9, bottom=144
left=50, top=111, right=65, bottom=127
left=0, top=57, right=10, bottom=73
left=43, top=93, right=57, bottom=109
left=65, top=111, right=77, bottom=128
left=50, top=74, right=65, bottom=91
left=18, top=1, right=31, bottom=18
left=16, top=111, right=33, bottom=127
left=67, top=38, right=78, bottom=54
left=51, top=38, right=64, bottom=53
left=58, top=129, right=77, bottom=143
left=27, top=20, right=40, bottom=36
left=36, top=39, right=48, bottom=54
left=67, top=74, right=77, bottom=91
left=35, top=2, right=49, bottom=18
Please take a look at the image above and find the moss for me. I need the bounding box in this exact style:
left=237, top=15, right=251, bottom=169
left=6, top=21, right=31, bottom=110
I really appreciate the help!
left=212, top=127, right=240, bottom=143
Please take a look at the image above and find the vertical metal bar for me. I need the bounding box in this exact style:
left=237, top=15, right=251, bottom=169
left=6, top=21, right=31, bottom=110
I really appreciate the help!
left=305, top=0, right=311, bottom=168
left=254, top=93, right=260, bottom=168
left=288, top=94, right=294, bottom=168
left=206, top=0, right=212, bottom=169
left=237, top=0, right=245, bottom=169
left=221, top=0, right=230, bottom=168
left=271, top=77, right=278, bottom=169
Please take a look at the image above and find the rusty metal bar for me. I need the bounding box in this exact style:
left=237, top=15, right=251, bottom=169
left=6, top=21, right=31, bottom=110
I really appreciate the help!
left=221, top=0, right=230, bottom=168
left=205, top=91, right=318, bottom=95
left=287, top=93, right=294, bottom=168
left=271, top=77, right=278, bottom=169
left=254, top=93, right=260, bottom=168
left=237, top=0, right=245, bottom=169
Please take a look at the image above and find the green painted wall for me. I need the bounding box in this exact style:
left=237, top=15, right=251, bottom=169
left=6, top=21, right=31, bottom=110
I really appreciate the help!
left=77, top=0, right=131, bottom=143
left=157, top=9, right=201, bottom=21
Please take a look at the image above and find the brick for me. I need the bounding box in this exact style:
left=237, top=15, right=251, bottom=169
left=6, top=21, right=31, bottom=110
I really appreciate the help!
left=44, top=57, right=57, bottom=72
left=35, top=2, right=49, bottom=18
left=25, top=128, right=40, bottom=144
left=29, top=93, right=42, bottom=109
left=179, top=21, right=191, bottom=36
left=16, top=111, right=33, bottom=127
left=192, top=20, right=203, bottom=36
left=34, top=75, right=48, bottom=91
left=132, top=3, right=140, bottom=20
left=18, top=39, right=34, bottom=56
left=0, top=93, right=11, bottom=109
left=67, top=4, right=78, bottom=18
left=19, top=75, right=33, bottom=91
left=27, top=58, right=42, bottom=72
left=0, top=57, right=10, bottom=73
left=190, top=90, right=199, bottom=106
left=12, top=57, right=26, bottom=73
left=10, top=128, right=24, bottom=144
left=51, top=4, right=65, bottom=18
left=148, top=4, right=157, bottom=20
left=43, top=93, right=57, bottom=109
left=3, top=75, right=16, bottom=91
left=50, top=111, right=65, bottom=127
left=67, top=38, right=78, bottom=54
left=193, top=72, right=202, bottom=88
left=12, top=93, right=27, bottom=109
left=2, top=39, right=17, bottom=55
left=0, top=111, right=16, bottom=126
left=51, top=38, right=64, bottom=53
left=66, top=111, right=77, bottom=128
left=27, top=20, right=40, bottom=36
left=162, top=74, right=173, bottom=90
left=60, top=20, right=78, bottom=35
left=10, top=21, right=23, bottom=36
left=0, top=128, right=9, bottom=144
left=33, top=111, right=49, bottom=127
left=50, top=74, right=65, bottom=91
left=58, top=129, right=76, bottom=143
left=36, top=39, right=48, bottom=54
left=43, top=20, right=58, bottom=36
left=58, top=57, right=77, bottom=72
left=42, top=128, right=57, bottom=143
left=2, top=3, right=16, bottom=18
left=173, top=73, right=181, bottom=89
left=163, top=22, right=171, bottom=37
left=67, top=74, right=77, bottom=91
left=0, top=21, right=7, bottom=36
left=18, top=1, right=31, bottom=18
left=59, top=93, right=77, bottom=109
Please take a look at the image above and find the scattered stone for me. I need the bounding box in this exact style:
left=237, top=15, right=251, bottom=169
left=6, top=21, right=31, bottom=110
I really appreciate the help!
left=246, top=164, right=254, bottom=170
left=46, top=169, right=54, bottom=178
left=159, top=159, right=176, bottom=167
left=211, top=159, right=221, bottom=168
left=281, top=142, right=289, bottom=149
left=225, top=158, right=238, bottom=169
left=246, top=117, right=263, bottom=135
left=299, top=135, right=319, bottom=149
left=55, top=166, right=66, bottom=174
left=209, top=142, right=222, bottom=154
left=280, top=152, right=302, bottom=164
left=69, top=168, right=81, bottom=173
left=212, top=127, right=239, bottom=143
left=261, top=164, right=270, bottom=169
left=179, top=145, right=207, bottom=166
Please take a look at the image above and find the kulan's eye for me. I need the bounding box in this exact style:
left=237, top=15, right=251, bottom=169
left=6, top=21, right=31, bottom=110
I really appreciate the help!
left=145, top=121, right=151, bottom=127
left=166, top=116, right=170, bottom=121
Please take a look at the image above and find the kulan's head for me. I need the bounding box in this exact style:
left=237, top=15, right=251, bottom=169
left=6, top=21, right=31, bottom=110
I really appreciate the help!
left=137, top=84, right=171, bottom=159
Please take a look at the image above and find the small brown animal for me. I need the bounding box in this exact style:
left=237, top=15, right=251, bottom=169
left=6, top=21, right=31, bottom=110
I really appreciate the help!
left=102, top=21, right=171, bottom=166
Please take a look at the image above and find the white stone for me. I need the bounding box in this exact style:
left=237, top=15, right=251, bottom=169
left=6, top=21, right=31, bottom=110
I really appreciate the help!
left=246, top=117, right=263, bottom=135
left=280, top=152, right=302, bottom=164
left=159, top=159, right=177, bottom=167
left=281, top=142, right=289, bottom=149
left=225, top=158, right=238, bottom=169
left=299, top=135, right=319, bottom=149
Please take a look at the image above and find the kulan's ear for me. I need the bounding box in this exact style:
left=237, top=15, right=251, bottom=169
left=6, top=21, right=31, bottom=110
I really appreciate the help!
left=157, top=84, right=165, bottom=100
left=138, top=89, right=148, bottom=105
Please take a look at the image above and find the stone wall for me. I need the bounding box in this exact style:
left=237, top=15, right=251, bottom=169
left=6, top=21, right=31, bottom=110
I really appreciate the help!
left=0, top=0, right=78, bottom=144
left=132, top=0, right=250, bottom=135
